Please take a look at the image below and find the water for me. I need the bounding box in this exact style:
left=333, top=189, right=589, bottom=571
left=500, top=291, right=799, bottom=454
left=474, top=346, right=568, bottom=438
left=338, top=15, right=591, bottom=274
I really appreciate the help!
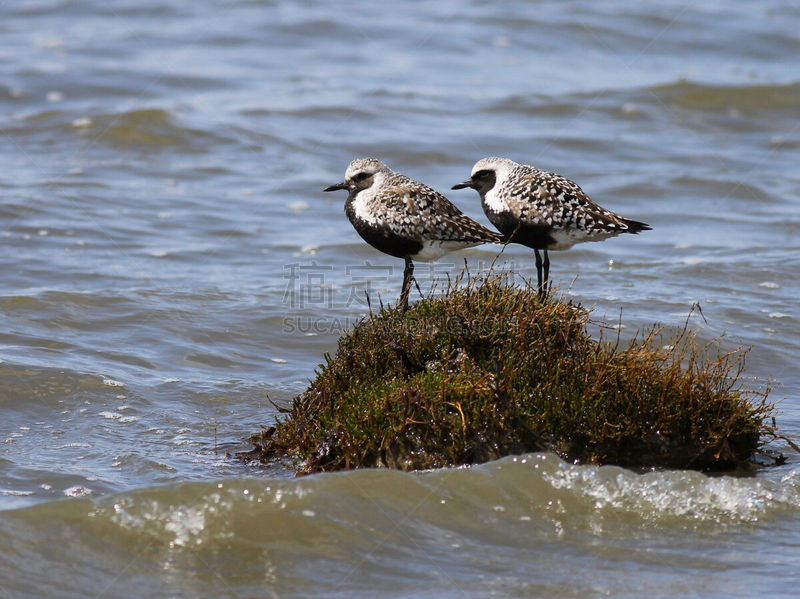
left=1, top=1, right=799, bottom=596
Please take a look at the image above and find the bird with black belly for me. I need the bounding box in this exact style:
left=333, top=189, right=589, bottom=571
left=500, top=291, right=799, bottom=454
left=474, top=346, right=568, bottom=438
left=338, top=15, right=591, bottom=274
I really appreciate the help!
left=325, top=158, right=503, bottom=312
left=453, top=157, right=651, bottom=297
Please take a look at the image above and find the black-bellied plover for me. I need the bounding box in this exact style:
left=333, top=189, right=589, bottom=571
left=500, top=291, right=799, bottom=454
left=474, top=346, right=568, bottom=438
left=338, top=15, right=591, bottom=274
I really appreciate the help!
left=325, top=158, right=503, bottom=311
left=452, top=157, right=651, bottom=296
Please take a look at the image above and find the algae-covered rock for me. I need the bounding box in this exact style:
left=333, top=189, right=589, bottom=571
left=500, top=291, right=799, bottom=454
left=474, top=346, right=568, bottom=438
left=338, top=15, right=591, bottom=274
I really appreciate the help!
left=241, top=275, right=774, bottom=473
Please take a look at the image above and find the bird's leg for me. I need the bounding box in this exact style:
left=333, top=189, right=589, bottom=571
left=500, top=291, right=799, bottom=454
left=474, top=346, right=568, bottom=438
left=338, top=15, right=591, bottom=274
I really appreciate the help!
left=534, top=249, right=544, bottom=298
left=543, top=250, right=550, bottom=295
left=399, top=257, right=414, bottom=313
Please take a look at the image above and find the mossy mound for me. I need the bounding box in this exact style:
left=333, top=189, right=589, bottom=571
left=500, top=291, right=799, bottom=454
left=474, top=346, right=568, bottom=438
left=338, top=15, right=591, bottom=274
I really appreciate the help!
left=242, top=275, right=775, bottom=473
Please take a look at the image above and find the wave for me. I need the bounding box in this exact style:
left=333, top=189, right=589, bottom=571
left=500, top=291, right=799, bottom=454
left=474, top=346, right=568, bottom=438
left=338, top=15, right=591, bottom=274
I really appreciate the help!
left=80, top=108, right=235, bottom=151
left=2, top=454, right=798, bottom=598
left=483, top=80, right=800, bottom=120
left=644, top=80, right=800, bottom=113
left=10, top=108, right=235, bottom=152
left=3, top=454, right=798, bottom=549
left=239, top=106, right=376, bottom=120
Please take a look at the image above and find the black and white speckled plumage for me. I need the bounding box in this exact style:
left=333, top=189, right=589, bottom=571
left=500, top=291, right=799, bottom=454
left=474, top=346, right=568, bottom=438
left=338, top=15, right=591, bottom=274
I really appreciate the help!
left=453, top=157, right=651, bottom=251
left=452, top=156, right=651, bottom=294
left=327, top=158, right=503, bottom=262
left=324, top=158, right=503, bottom=311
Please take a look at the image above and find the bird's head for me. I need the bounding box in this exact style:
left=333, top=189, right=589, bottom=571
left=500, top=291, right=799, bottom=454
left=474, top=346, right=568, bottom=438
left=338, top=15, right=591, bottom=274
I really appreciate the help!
left=324, top=158, right=394, bottom=193
left=451, top=157, right=517, bottom=195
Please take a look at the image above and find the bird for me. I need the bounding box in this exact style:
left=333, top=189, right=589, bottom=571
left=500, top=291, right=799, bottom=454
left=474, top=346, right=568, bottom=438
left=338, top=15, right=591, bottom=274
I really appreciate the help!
left=452, top=157, right=651, bottom=296
left=324, top=158, right=503, bottom=312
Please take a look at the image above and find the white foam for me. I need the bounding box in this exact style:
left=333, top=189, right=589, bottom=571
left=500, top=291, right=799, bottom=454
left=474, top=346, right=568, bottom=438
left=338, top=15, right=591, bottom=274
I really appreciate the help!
left=288, top=201, right=310, bottom=212
left=166, top=508, right=208, bottom=547
left=541, top=458, right=800, bottom=523
left=1, top=489, right=34, bottom=497
left=64, top=486, right=91, bottom=498
left=621, top=103, right=640, bottom=114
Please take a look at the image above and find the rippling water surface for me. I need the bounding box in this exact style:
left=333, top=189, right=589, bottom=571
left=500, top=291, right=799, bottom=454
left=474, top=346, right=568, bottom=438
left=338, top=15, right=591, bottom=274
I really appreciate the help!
left=2, top=1, right=799, bottom=597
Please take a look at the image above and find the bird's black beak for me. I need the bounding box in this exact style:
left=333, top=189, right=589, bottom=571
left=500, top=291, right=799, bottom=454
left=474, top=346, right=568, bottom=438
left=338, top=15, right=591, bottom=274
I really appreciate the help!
left=324, top=181, right=349, bottom=192
left=451, top=179, right=475, bottom=190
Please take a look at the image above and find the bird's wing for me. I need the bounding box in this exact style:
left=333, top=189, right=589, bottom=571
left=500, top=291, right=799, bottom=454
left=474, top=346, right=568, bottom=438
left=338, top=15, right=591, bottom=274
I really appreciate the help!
left=513, top=168, right=631, bottom=233
left=377, top=180, right=503, bottom=243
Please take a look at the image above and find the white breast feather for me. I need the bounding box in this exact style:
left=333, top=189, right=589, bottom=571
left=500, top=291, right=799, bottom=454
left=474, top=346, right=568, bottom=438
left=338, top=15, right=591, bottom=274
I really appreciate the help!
left=549, top=228, right=618, bottom=251
left=482, top=161, right=516, bottom=214
left=483, top=185, right=507, bottom=214
left=351, top=173, right=387, bottom=225
left=412, top=240, right=479, bottom=262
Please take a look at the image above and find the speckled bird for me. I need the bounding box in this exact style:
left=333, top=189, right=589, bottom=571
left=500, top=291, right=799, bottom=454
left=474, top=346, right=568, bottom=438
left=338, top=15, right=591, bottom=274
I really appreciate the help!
left=452, top=157, right=651, bottom=295
left=324, top=158, right=503, bottom=311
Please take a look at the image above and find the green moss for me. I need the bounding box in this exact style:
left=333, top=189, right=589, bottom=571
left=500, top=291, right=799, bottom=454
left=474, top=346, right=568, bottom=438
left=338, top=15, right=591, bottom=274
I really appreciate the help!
left=241, top=274, right=775, bottom=473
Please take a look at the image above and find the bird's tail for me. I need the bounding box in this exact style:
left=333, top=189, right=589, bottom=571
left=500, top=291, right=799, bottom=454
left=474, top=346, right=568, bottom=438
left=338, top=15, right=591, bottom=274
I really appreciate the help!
left=623, top=218, right=652, bottom=234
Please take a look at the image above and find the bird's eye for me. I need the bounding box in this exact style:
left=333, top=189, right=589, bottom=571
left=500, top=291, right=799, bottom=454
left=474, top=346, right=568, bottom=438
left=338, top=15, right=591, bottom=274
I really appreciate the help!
left=352, top=172, right=371, bottom=182
left=473, top=170, right=492, bottom=179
